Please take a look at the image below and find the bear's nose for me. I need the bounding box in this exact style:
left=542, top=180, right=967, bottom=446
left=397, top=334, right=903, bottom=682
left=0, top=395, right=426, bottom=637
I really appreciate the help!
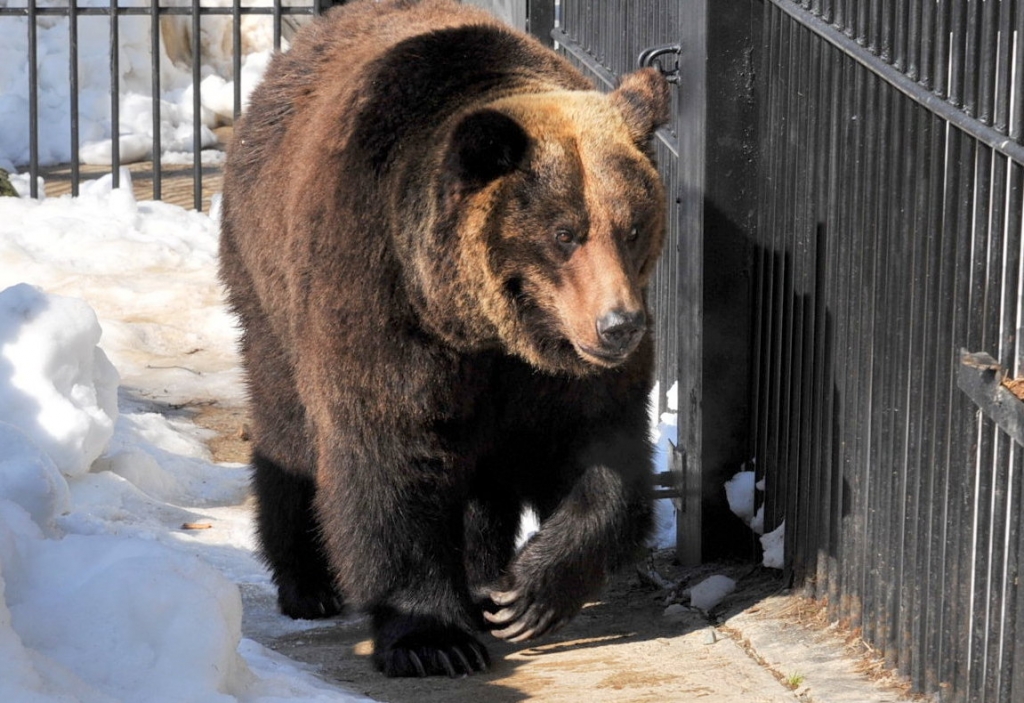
left=596, top=309, right=646, bottom=355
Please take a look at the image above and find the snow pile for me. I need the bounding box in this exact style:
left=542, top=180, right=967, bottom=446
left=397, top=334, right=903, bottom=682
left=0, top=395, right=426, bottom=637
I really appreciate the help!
left=0, top=283, right=118, bottom=478
left=725, top=469, right=783, bottom=569
left=0, top=183, right=374, bottom=702
left=0, top=169, right=242, bottom=405
left=724, top=470, right=756, bottom=527
left=0, top=0, right=286, bottom=169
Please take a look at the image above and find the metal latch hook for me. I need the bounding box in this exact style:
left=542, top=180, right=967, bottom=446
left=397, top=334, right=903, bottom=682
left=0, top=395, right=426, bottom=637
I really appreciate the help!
left=638, top=43, right=682, bottom=84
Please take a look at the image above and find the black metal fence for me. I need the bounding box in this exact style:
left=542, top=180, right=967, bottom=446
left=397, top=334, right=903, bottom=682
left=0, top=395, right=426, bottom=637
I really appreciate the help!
left=0, top=0, right=326, bottom=209
left=754, top=1, right=1024, bottom=701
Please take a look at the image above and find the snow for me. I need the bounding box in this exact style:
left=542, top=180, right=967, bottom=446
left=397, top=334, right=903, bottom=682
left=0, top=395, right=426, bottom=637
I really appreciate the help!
left=724, top=470, right=756, bottom=528
left=689, top=574, right=737, bottom=612
left=0, top=179, right=376, bottom=702
left=725, top=469, right=784, bottom=569
left=761, top=522, right=786, bottom=570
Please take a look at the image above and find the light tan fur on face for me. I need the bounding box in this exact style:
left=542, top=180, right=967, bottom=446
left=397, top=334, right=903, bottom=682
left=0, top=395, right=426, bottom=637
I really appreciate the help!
left=485, top=91, right=664, bottom=368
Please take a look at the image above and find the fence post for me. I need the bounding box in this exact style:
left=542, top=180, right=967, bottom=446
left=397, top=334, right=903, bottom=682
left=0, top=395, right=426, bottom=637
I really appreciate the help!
left=526, top=0, right=555, bottom=48
left=674, top=0, right=761, bottom=564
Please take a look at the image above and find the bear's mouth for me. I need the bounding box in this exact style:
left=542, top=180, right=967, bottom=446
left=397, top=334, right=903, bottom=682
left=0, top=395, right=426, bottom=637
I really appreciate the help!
left=573, top=343, right=632, bottom=367
left=502, top=277, right=627, bottom=374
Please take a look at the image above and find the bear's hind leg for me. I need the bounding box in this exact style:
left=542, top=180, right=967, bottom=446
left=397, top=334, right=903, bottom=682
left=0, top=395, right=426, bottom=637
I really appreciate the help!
left=252, top=452, right=343, bottom=619
left=463, top=485, right=522, bottom=595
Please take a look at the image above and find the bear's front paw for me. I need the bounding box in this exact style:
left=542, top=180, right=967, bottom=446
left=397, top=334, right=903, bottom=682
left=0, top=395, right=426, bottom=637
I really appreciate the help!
left=476, top=582, right=579, bottom=643
left=276, top=578, right=344, bottom=620
left=373, top=613, right=490, bottom=678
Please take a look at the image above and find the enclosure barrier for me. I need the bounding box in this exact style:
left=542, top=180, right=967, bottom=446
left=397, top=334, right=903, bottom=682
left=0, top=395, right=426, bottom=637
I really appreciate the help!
left=0, top=0, right=326, bottom=209
left=754, top=1, right=1024, bottom=701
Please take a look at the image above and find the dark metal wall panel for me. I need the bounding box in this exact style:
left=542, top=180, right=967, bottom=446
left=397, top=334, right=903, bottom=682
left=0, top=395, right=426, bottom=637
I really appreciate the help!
left=756, top=1, right=1024, bottom=700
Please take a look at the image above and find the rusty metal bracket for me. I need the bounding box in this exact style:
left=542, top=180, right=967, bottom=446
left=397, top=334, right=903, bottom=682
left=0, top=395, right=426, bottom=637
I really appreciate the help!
left=957, top=349, right=1024, bottom=447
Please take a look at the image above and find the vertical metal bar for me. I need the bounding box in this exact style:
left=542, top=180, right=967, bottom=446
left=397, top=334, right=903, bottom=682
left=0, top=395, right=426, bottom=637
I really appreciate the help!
left=233, top=0, right=242, bottom=122
left=992, top=0, right=1013, bottom=135
left=995, top=157, right=1023, bottom=702
left=859, top=67, right=882, bottom=652
left=873, top=76, right=900, bottom=669
left=949, top=132, right=978, bottom=703
left=274, top=0, right=283, bottom=52
left=933, top=0, right=950, bottom=99
left=915, top=0, right=931, bottom=88
left=891, top=92, right=917, bottom=677
left=872, top=0, right=886, bottom=58
left=977, top=0, right=997, bottom=126
left=151, top=0, right=162, bottom=201
left=1012, top=0, right=1024, bottom=145
left=69, top=0, right=79, bottom=196
left=947, top=0, right=965, bottom=106
left=27, top=0, right=39, bottom=198
left=980, top=150, right=1010, bottom=703
left=110, top=0, right=120, bottom=188
left=822, top=24, right=846, bottom=624
left=962, top=0, right=982, bottom=117
left=191, top=0, right=202, bottom=210
left=892, top=0, right=907, bottom=73
left=904, top=98, right=935, bottom=693
left=807, top=30, right=832, bottom=603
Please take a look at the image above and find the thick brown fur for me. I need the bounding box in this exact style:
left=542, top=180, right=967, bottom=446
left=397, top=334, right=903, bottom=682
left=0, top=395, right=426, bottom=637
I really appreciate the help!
left=219, top=0, right=670, bottom=679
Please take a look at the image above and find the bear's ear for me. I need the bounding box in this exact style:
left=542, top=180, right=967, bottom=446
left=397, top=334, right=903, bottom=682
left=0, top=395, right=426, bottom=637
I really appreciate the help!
left=609, top=68, right=671, bottom=146
left=445, top=109, right=530, bottom=192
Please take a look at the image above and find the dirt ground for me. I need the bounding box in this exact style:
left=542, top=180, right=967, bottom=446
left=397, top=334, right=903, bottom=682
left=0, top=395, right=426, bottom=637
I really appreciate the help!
left=191, top=402, right=919, bottom=703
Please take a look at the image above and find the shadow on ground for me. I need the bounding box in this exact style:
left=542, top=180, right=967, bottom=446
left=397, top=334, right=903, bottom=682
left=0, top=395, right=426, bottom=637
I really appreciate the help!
left=255, top=555, right=791, bottom=703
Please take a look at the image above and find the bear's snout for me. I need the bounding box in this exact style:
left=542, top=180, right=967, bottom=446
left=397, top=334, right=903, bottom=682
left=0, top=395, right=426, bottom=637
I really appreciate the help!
left=595, top=308, right=646, bottom=358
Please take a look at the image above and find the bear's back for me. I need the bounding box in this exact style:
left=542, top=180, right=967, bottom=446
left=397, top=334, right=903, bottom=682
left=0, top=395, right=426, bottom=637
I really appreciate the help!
left=227, top=0, right=588, bottom=199
left=220, top=0, right=594, bottom=342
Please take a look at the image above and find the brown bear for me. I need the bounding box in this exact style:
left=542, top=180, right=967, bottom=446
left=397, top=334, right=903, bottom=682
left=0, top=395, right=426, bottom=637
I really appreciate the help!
left=219, top=0, right=670, bottom=678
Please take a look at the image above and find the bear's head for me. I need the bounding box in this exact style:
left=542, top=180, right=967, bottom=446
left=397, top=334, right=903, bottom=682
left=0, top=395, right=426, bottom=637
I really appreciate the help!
left=431, top=68, right=670, bottom=377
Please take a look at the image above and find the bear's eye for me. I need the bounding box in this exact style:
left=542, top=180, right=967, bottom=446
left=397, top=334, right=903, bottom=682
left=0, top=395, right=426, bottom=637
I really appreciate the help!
left=554, top=228, right=578, bottom=248
left=626, top=226, right=640, bottom=243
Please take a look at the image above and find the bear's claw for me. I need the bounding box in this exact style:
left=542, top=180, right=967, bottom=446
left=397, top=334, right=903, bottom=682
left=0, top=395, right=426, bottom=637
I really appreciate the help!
left=372, top=613, right=490, bottom=678
left=376, top=640, right=489, bottom=678
left=480, top=587, right=571, bottom=642
left=485, top=602, right=565, bottom=642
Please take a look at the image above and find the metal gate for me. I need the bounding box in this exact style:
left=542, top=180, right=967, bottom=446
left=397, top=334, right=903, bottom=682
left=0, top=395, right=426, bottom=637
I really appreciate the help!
left=754, top=1, right=1024, bottom=701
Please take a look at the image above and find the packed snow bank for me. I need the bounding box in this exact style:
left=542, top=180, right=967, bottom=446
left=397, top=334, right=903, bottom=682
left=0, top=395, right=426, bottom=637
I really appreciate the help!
left=0, top=177, right=375, bottom=702
left=0, top=283, right=118, bottom=478
left=0, top=170, right=243, bottom=407
left=0, top=282, right=373, bottom=702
